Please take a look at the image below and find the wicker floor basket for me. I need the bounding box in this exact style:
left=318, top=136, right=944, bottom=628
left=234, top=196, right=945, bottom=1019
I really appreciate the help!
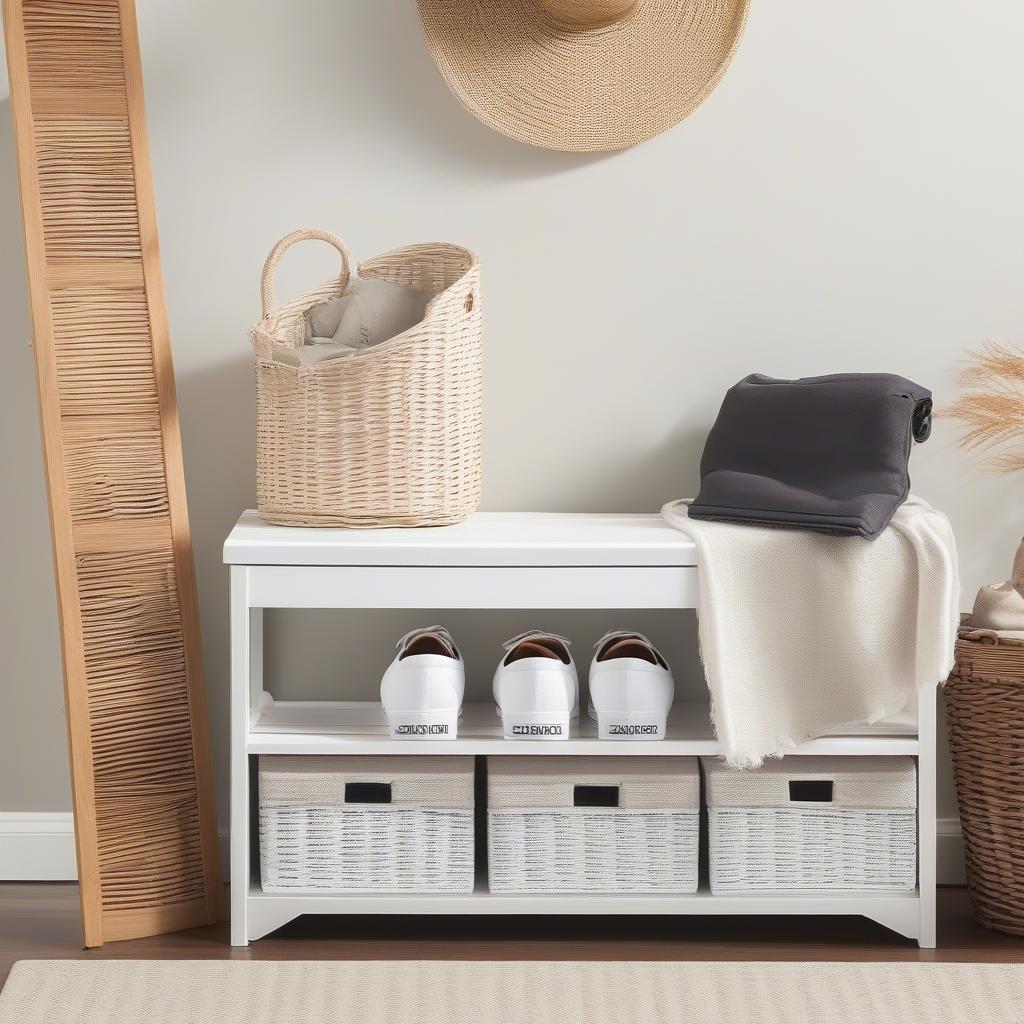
left=487, top=756, right=700, bottom=894
left=946, top=626, right=1024, bottom=935
left=258, top=755, right=475, bottom=893
left=250, top=229, right=483, bottom=527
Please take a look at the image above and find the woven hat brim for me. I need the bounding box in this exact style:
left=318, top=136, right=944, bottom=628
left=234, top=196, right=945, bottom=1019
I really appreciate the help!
left=417, top=0, right=750, bottom=153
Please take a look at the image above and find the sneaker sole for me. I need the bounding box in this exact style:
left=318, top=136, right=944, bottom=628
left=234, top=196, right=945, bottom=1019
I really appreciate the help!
left=386, top=709, right=459, bottom=740
left=595, top=713, right=668, bottom=741
left=500, top=711, right=572, bottom=740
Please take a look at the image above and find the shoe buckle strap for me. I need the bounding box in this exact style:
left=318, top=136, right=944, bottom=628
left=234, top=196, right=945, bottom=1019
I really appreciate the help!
left=502, top=629, right=572, bottom=653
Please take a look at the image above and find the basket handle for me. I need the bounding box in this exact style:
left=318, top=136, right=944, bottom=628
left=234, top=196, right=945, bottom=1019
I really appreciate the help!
left=344, top=782, right=392, bottom=804
left=260, top=228, right=352, bottom=318
left=788, top=780, right=834, bottom=803
left=573, top=785, right=619, bottom=807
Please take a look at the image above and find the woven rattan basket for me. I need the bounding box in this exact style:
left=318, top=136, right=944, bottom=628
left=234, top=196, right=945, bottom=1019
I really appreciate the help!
left=701, top=755, right=917, bottom=894
left=487, top=756, right=700, bottom=894
left=250, top=229, right=482, bottom=527
left=946, top=625, right=1024, bottom=935
left=259, top=755, right=475, bottom=893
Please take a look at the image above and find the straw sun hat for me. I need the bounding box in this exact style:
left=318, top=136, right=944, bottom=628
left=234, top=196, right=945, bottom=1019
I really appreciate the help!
left=416, top=0, right=750, bottom=153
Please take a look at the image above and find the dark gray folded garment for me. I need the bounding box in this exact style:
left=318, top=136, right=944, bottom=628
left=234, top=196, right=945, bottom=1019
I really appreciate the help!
left=689, top=373, right=933, bottom=540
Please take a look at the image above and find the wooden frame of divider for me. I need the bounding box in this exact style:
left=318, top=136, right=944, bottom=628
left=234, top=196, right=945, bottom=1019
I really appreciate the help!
left=3, top=0, right=223, bottom=945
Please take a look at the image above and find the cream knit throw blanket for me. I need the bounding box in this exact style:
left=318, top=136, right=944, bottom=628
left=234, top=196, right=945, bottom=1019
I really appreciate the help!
left=662, top=495, right=959, bottom=767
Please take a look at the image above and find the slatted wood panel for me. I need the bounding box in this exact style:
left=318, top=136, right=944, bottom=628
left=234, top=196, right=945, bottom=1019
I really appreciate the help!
left=3, top=0, right=223, bottom=945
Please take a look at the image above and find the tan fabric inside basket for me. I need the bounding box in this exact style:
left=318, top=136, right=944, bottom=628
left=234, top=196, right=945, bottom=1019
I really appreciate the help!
left=487, top=756, right=699, bottom=810
left=701, top=755, right=917, bottom=810
left=259, top=755, right=475, bottom=809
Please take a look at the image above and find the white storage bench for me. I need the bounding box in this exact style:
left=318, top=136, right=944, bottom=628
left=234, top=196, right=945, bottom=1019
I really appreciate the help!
left=702, top=755, right=918, bottom=895
left=225, top=511, right=937, bottom=947
left=259, top=755, right=474, bottom=894
left=488, top=756, right=699, bottom=893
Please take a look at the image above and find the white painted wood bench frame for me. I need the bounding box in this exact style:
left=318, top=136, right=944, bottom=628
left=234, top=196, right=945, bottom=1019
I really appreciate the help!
left=225, top=511, right=936, bottom=948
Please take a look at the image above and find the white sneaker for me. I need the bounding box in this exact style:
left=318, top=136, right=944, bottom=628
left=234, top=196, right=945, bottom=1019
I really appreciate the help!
left=493, top=630, right=578, bottom=740
left=588, top=631, right=674, bottom=740
left=381, top=626, right=464, bottom=739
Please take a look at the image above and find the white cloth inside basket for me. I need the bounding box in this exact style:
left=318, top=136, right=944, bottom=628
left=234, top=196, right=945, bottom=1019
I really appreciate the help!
left=274, top=276, right=431, bottom=368
left=967, top=537, right=1024, bottom=635
left=971, top=581, right=1024, bottom=636
left=662, top=495, right=959, bottom=768
left=273, top=336, right=361, bottom=367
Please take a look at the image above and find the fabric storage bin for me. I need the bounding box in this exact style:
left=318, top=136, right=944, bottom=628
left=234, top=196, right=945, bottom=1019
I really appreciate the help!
left=702, top=755, right=917, bottom=894
left=487, top=756, right=700, bottom=893
left=259, top=755, right=474, bottom=893
left=250, top=229, right=482, bottom=527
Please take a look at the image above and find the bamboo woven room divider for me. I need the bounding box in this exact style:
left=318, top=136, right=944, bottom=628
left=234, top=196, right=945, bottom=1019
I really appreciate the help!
left=3, top=0, right=223, bottom=944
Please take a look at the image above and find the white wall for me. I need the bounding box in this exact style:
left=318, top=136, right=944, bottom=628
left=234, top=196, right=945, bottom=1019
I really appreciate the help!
left=1, top=1, right=1022, bottom=849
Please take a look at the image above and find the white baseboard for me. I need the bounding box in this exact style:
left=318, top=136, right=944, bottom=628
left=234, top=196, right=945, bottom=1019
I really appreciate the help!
left=0, top=812, right=970, bottom=885
left=0, top=813, right=230, bottom=881
left=0, top=813, right=78, bottom=880
left=937, top=816, right=966, bottom=885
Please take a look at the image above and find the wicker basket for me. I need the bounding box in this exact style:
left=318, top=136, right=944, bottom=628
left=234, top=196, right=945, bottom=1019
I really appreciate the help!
left=702, top=756, right=918, bottom=894
left=946, top=626, right=1024, bottom=935
left=258, top=755, right=475, bottom=893
left=487, top=756, right=700, bottom=894
left=250, top=229, right=483, bottom=527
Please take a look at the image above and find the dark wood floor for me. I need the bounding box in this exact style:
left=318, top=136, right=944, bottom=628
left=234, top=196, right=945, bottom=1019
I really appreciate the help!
left=1, top=884, right=1022, bottom=986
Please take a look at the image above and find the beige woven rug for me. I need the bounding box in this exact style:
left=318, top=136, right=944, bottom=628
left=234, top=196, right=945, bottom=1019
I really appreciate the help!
left=1, top=959, right=1022, bottom=1023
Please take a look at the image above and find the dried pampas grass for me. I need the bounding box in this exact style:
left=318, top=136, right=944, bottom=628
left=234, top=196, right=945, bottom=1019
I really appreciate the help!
left=946, top=342, right=1024, bottom=471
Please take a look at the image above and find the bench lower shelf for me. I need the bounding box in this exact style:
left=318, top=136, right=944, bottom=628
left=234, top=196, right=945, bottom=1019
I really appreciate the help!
left=244, top=881, right=924, bottom=942
left=242, top=698, right=928, bottom=944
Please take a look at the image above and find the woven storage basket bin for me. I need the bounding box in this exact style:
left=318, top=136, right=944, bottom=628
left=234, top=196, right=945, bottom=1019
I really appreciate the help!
left=702, top=755, right=917, bottom=894
left=487, top=756, right=700, bottom=894
left=946, top=626, right=1024, bottom=935
left=258, top=755, right=474, bottom=893
left=250, top=229, right=483, bottom=527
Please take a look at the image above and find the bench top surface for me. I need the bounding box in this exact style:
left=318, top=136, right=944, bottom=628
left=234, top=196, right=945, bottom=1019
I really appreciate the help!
left=224, top=511, right=698, bottom=567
